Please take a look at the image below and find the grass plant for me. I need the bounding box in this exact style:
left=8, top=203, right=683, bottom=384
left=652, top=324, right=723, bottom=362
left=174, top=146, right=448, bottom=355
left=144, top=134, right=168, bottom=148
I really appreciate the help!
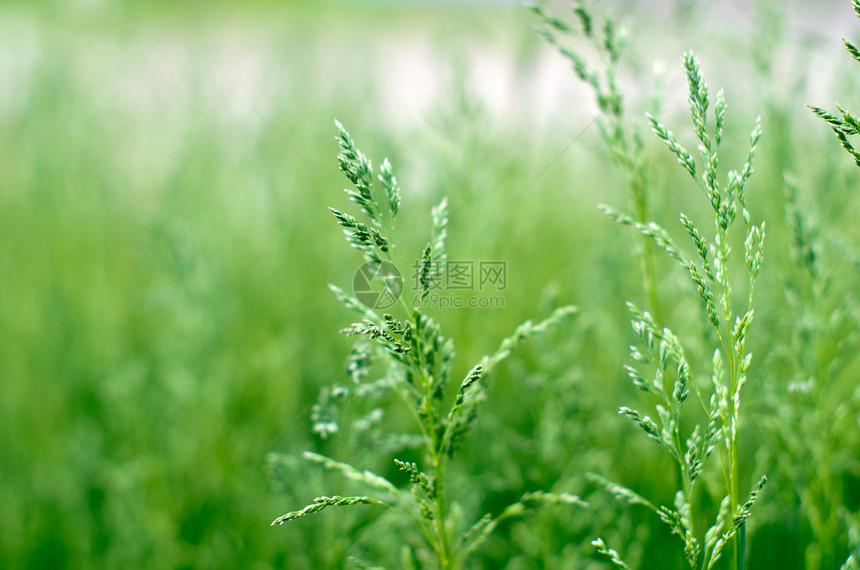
left=269, top=122, right=580, bottom=569
left=592, top=53, right=768, bottom=570
left=529, top=1, right=665, bottom=324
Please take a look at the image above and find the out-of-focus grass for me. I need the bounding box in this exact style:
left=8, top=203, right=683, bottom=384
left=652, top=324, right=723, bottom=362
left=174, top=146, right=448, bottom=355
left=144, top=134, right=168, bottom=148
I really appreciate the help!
left=2, top=0, right=859, bottom=568
left=0, top=4, right=595, bottom=567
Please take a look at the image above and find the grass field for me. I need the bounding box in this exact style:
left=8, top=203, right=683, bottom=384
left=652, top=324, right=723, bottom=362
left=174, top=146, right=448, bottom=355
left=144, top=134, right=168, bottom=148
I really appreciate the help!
left=2, top=0, right=859, bottom=568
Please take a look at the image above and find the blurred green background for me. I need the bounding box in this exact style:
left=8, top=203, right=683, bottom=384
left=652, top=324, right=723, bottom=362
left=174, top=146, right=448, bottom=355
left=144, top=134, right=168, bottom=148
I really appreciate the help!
left=1, top=0, right=859, bottom=568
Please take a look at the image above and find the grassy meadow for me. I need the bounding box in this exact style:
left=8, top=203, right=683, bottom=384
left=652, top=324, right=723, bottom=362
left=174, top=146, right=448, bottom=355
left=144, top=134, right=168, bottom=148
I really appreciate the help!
left=1, top=0, right=859, bottom=568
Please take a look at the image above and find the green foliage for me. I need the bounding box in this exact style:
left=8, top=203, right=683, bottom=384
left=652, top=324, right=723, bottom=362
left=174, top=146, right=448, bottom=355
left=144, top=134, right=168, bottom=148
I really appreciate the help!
left=270, top=123, right=580, bottom=568
left=756, top=175, right=860, bottom=569
left=809, top=0, right=860, bottom=167
left=530, top=0, right=665, bottom=324
left=272, top=495, right=387, bottom=525
left=5, top=3, right=860, bottom=569
left=597, top=53, right=768, bottom=570
left=592, top=537, right=631, bottom=569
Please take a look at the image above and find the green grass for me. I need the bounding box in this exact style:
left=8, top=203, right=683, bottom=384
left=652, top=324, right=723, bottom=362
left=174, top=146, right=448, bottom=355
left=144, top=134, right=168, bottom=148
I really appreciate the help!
left=2, top=1, right=860, bottom=568
left=268, top=121, right=582, bottom=569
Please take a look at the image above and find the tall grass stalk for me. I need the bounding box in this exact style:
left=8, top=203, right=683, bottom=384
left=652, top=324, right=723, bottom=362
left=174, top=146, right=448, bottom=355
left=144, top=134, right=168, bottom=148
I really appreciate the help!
left=530, top=1, right=666, bottom=325
left=592, top=53, right=767, bottom=570
left=269, top=122, right=580, bottom=569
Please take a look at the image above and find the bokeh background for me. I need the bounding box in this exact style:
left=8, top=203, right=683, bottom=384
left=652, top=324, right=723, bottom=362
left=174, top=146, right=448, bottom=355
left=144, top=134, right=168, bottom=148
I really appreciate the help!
left=2, top=0, right=859, bottom=568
